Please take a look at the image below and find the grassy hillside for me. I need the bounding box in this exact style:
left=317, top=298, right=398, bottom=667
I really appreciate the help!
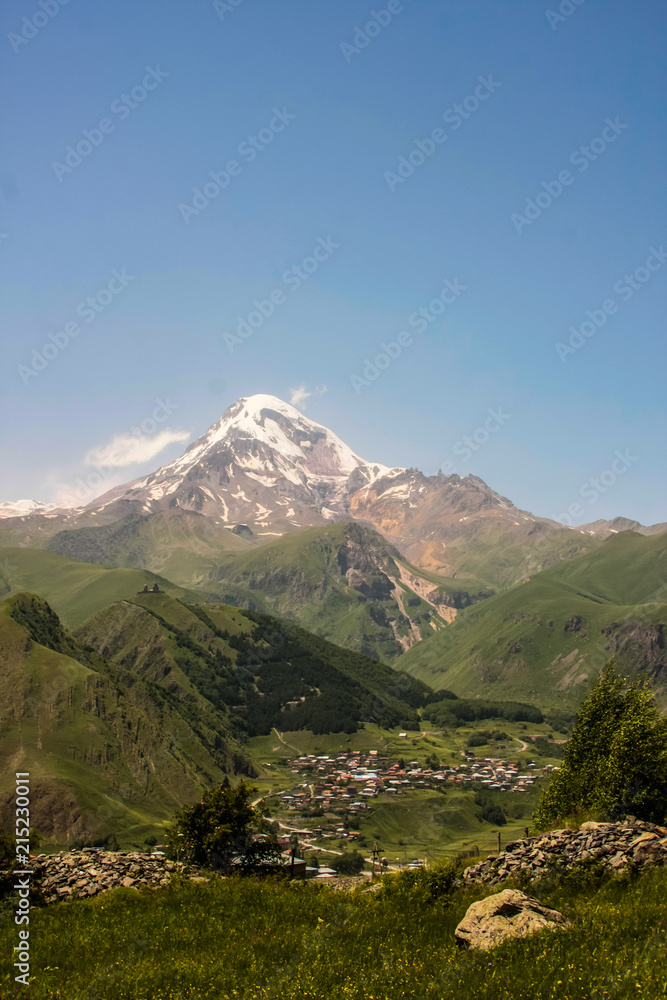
left=4, top=867, right=665, bottom=999
left=206, top=522, right=460, bottom=661
left=75, top=592, right=434, bottom=738
left=0, top=546, right=204, bottom=627
left=397, top=531, right=667, bottom=709
left=0, top=593, right=250, bottom=848
left=425, top=518, right=603, bottom=591
left=44, top=508, right=254, bottom=587
left=0, top=589, right=440, bottom=848
left=7, top=523, right=486, bottom=663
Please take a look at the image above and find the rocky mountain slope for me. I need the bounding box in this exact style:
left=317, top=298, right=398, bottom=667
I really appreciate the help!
left=205, top=522, right=491, bottom=661
left=2, top=525, right=485, bottom=662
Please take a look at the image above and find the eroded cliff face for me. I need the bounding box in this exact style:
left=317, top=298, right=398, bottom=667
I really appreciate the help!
left=603, top=622, right=667, bottom=687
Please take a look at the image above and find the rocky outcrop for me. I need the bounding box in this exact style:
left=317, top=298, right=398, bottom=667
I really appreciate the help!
left=454, top=889, right=567, bottom=950
left=602, top=622, right=666, bottom=683
left=27, top=850, right=200, bottom=904
left=464, top=820, right=667, bottom=884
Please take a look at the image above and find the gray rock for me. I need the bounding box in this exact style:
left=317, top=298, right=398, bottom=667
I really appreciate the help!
left=455, top=889, right=568, bottom=951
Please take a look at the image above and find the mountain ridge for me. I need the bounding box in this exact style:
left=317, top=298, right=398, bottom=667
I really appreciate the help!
left=2, top=394, right=664, bottom=597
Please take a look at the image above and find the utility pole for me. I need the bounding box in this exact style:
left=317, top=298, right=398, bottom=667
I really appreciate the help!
left=289, top=833, right=299, bottom=878
left=371, top=841, right=381, bottom=879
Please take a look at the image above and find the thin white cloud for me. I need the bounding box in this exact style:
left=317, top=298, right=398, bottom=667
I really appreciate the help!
left=85, top=428, right=190, bottom=469
left=289, top=383, right=328, bottom=410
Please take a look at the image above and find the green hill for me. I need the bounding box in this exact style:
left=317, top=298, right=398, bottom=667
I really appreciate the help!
left=44, top=508, right=254, bottom=588
left=75, top=591, right=434, bottom=738
left=0, top=546, right=205, bottom=627
left=205, top=522, right=488, bottom=661
left=0, top=593, right=250, bottom=848
left=396, top=531, right=667, bottom=709
left=0, top=589, right=436, bottom=849
left=9, top=521, right=490, bottom=662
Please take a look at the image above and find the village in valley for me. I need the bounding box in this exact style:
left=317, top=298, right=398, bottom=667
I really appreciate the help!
left=262, top=745, right=561, bottom=870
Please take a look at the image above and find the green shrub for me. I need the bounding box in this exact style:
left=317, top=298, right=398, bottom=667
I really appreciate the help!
left=165, top=782, right=279, bottom=871
left=535, top=663, right=667, bottom=829
left=333, top=851, right=365, bottom=876
left=377, top=857, right=462, bottom=904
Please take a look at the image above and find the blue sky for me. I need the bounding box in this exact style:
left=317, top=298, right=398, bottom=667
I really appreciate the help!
left=1, top=0, right=665, bottom=525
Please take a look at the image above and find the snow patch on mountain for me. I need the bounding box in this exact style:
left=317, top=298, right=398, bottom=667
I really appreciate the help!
left=0, top=499, right=63, bottom=519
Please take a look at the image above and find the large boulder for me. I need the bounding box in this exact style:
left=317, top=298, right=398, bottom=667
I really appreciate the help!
left=454, top=889, right=568, bottom=951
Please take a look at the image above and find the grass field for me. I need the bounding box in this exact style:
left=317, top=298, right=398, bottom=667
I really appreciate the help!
left=2, top=867, right=664, bottom=998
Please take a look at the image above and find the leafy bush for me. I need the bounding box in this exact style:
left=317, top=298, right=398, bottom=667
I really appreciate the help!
left=165, top=782, right=280, bottom=872
left=534, top=663, right=667, bottom=829
left=478, top=805, right=507, bottom=826
left=467, top=731, right=490, bottom=747
left=332, top=851, right=365, bottom=876
left=377, top=858, right=462, bottom=904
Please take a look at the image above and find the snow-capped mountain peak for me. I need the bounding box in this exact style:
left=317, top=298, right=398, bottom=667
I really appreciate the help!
left=163, top=394, right=377, bottom=481
left=86, top=395, right=394, bottom=527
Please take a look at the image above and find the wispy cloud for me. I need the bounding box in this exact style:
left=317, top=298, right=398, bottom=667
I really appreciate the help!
left=289, top=383, right=327, bottom=410
left=85, top=428, right=190, bottom=468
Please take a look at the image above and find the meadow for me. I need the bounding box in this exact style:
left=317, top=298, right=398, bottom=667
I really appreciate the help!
left=1, top=866, right=665, bottom=999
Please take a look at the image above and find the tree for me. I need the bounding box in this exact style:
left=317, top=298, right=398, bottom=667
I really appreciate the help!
left=166, top=782, right=280, bottom=871
left=333, top=850, right=365, bottom=876
left=534, top=664, right=667, bottom=830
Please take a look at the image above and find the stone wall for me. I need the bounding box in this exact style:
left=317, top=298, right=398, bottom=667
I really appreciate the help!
left=27, top=850, right=200, bottom=904
left=464, top=820, right=667, bottom=885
